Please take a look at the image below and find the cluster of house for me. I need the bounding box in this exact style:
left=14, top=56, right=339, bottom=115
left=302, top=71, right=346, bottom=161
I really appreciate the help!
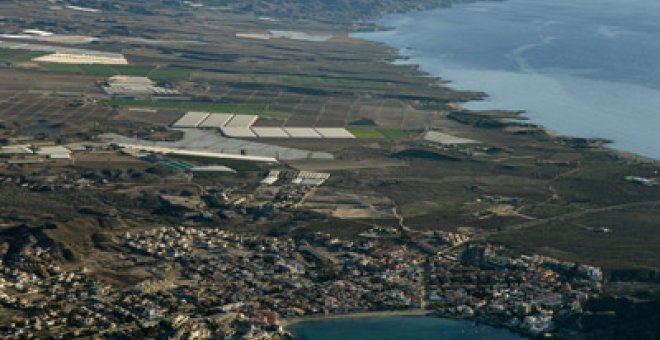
left=428, top=244, right=603, bottom=336
left=0, top=224, right=604, bottom=339
left=438, top=231, right=470, bottom=247
left=0, top=169, right=112, bottom=193
left=0, top=247, right=117, bottom=338
left=122, top=227, right=426, bottom=319
left=0, top=240, right=292, bottom=339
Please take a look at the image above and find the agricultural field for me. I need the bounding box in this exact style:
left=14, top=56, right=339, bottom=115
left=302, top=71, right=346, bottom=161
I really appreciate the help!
left=347, top=127, right=408, bottom=139
left=0, top=1, right=656, bottom=338
left=280, top=75, right=390, bottom=88
left=40, top=64, right=192, bottom=80
left=0, top=92, right=115, bottom=127
left=0, top=48, right=49, bottom=64
left=165, top=155, right=263, bottom=172
left=376, top=128, right=409, bottom=139
left=157, top=160, right=195, bottom=171
left=99, top=99, right=287, bottom=118
left=100, top=99, right=266, bottom=113
left=41, top=64, right=153, bottom=77
left=348, top=128, right=385, bottom=139
left=149, top=67, right=192, bottom=81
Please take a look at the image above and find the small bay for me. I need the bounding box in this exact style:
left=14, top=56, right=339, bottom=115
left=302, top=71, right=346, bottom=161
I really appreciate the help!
left=288, top=316, right=522, bottom=340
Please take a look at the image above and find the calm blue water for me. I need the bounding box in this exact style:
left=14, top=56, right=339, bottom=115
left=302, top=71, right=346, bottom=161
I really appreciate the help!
left=354, top=0, right=660, bottom=159
left=288, top=317, right=521, bottom=340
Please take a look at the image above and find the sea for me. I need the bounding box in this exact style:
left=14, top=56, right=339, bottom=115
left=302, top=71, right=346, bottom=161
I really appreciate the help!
left=287, top=316, right=522, bottom=340
left=353, top=0, right=660, bottom=159
left=291, top=1, right=658, bottom=338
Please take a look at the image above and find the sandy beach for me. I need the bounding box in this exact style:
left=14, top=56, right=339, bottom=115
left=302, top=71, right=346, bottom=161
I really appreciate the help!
left=281, top=309, right=430, bottom=326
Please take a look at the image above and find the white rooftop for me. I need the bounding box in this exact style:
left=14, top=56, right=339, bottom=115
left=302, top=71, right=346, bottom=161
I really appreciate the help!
left=172, top=112, right=211, bottom=128
left=260, top=170, right=281, bottom=184
left=0, top=145, right=33, bottom=154
left=189, top=165, right=236, bottom=173
left=284, top=127, right=322, bottom=138
left=252, top=127, right=290, bottom=138
left=198, top=113, right=235, bottom=128
left=35, top=145, right=71, bottom=155
left=297, top=171, right=331, bottom=179
left=224, top=115, right=259, bottom=128
left=101, top=129, right=334, bottom=161
left=292, top=171, right=330, bottom=186
left=33, top=53, right=128, bottom=65
left=314, top=128, right=355, bottom=139
left=220, top=127, right=257, bottom=138
left=424, top=131, right=480, bottom=145
left=108, top=76, right=154, bottom=85
left=293, top=178, right=327, bottom=186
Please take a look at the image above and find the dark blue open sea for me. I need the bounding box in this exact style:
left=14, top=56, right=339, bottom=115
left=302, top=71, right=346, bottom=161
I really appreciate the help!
left=354, top=0, right=660, bottom=159
left=288, top=317, right=521, bottom=340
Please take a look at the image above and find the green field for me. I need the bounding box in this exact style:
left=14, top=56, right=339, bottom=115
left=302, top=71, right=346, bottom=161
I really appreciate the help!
left=0, top=48, right=49, bottom=64
left=165, top=155, right=262, bottom=172
left=42, top=63, right=156, bottom=77
left=100, top=99, right=291, bottom=119
left=44, top=63, right=122, bottom=77
left=348, top=128, right=385, bottom=139
left=348, top=128, right=407, bottom=139
left=376, top=128, right=408, bottom=139
left=40, top=63, right=192, bottom=80
left=148, top=67, right=192, bottom=81
left=281, top=75, right=388, bottom=88
left=116, top=65, right=157, bottom=76
left=260, top=111, right=292, bottom=120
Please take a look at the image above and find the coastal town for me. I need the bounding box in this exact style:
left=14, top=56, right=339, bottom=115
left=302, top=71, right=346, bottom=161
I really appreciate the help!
left=0, top=0, right=658, bottom=338
left=0, top=223, right=602, bottom=338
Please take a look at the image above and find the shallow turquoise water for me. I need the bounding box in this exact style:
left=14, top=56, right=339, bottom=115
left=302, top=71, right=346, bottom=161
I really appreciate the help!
left=354, top=0, right=660, bottom=159
left=288, top=317, right=521, bottom=340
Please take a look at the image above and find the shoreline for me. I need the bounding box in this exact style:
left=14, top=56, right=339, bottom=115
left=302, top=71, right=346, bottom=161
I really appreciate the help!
left=281, top=309, right=430, bottom=326
left=282, top=309, right=530, bottom=339
left=349, top=5, right=660, bottom=164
